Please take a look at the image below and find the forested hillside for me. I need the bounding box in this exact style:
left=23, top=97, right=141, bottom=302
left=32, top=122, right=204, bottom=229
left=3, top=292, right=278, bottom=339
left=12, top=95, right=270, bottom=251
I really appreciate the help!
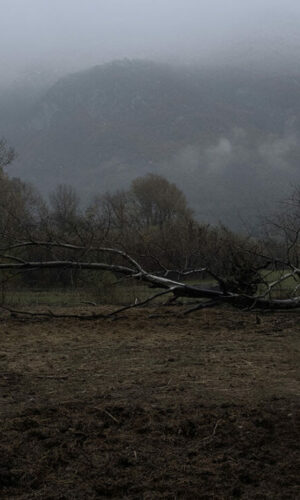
left=2, top=60, right=300, bottom=228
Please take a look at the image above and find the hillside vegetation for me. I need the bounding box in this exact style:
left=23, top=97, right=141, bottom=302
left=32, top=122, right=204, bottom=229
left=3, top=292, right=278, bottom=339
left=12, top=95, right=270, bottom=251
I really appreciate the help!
left=2, top=60, right=300, bottom=227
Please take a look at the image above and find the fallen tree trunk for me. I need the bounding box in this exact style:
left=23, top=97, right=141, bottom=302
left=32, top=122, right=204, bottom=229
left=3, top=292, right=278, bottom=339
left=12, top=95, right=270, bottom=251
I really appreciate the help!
left=0, top=241, right=299, bottom=315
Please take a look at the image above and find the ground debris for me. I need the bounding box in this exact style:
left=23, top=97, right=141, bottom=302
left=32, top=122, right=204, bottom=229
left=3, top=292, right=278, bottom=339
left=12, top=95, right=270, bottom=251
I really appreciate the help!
left=0, top=307, right=299, bottom=498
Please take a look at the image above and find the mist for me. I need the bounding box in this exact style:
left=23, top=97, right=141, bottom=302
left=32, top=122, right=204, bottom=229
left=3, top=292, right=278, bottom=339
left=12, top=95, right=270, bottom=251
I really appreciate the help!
left=1, top=0, right=300, bottom=229
left=2, top=0, right=300, bottom=86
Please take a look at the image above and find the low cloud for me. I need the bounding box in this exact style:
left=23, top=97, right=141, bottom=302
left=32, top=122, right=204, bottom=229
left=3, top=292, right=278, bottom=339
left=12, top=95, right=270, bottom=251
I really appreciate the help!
left=205, top=138, right=232, bottom=173
left=258, top=132, right=298, bottom=170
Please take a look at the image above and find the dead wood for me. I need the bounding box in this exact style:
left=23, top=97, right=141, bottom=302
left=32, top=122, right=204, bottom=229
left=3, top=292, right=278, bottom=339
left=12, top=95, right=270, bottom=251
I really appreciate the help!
left=0, top=241, right=299, bottom=316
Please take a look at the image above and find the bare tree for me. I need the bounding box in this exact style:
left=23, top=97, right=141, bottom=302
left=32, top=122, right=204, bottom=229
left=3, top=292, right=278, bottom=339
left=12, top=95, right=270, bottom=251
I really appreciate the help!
left=0, top=175, right=299, bottom=318
left=273, top=186, right=300, bottom=266
left=0, top=236, right=298, bottom=319
left=0, top=138, right=15, bottom=170
left=131, top=174, right=191, bottom=228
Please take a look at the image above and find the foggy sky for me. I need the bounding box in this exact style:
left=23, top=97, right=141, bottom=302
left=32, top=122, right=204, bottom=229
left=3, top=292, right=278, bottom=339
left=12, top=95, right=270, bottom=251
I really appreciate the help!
left=1, top=0, right=300, bottom=84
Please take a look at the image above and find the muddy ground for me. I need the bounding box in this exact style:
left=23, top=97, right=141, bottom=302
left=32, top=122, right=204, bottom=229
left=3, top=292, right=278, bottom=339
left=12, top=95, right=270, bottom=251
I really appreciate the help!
left=0, top=306, right=299, bottom=498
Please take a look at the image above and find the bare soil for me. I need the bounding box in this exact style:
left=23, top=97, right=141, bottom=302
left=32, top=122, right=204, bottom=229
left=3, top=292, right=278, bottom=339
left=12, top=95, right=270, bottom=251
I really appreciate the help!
left=0, top=306, right=299, bottom=499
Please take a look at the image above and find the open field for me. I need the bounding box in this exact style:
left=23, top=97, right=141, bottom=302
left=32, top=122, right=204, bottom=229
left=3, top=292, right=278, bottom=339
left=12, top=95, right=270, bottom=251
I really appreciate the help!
left=1, top=283, right=170, bottom=308
left=1, top=267, right=296, bottom=310
left=0, top=306, right=299, bottom=498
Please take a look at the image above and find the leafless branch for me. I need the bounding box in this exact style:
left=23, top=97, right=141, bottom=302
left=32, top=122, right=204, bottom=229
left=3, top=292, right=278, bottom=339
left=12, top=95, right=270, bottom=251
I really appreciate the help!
left=0, top=241, right=299, bottom=313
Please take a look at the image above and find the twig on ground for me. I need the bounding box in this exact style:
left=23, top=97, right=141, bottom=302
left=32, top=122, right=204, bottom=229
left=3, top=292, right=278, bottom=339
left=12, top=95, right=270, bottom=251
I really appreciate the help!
left=202, top=419, right=222, bottom=442
left=102, top=409, right=120, bottom=423
left=183, top=299, right=220, bottom=315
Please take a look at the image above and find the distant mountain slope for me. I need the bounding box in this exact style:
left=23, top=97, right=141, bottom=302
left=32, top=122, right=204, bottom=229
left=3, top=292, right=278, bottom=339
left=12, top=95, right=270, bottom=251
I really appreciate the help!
left=3, top=59, right=300, bottom=227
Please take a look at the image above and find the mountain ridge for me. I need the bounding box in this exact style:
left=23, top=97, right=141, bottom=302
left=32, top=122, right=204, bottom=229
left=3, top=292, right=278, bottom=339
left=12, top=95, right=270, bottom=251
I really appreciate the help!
left=2, top=59, right=300, bottom=228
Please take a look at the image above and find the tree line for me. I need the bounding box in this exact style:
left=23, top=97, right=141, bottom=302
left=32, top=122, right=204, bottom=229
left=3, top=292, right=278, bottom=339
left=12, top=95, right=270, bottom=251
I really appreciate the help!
left=0, top=138, right=299, bottom=315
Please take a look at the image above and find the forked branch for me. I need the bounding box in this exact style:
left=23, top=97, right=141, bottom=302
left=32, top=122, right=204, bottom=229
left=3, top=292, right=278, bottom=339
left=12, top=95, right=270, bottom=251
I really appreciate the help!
left=0, top=241, right=299, bottom=317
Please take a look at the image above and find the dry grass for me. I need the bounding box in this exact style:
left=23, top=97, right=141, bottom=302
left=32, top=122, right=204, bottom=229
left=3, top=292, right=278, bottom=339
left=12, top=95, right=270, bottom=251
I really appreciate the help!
left=0, top=306, right=299, bottom=498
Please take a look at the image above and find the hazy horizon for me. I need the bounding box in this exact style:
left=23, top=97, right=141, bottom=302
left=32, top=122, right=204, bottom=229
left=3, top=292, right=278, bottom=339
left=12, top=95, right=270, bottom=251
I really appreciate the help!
left=2, top=0, right=300, bottom=86
left=2, top=0, right=300, bottom=230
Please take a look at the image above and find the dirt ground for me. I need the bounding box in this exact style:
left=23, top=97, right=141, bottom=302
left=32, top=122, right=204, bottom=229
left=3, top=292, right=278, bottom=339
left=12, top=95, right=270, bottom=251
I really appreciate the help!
left=0, top=306, right=299, bottom=499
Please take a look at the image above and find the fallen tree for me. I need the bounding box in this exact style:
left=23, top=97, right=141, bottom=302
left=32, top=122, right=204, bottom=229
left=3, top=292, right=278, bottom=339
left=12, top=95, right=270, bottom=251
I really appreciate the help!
left=0, top=180, right=299, bottom=318
left=0, top=239, right=299, bottom=319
